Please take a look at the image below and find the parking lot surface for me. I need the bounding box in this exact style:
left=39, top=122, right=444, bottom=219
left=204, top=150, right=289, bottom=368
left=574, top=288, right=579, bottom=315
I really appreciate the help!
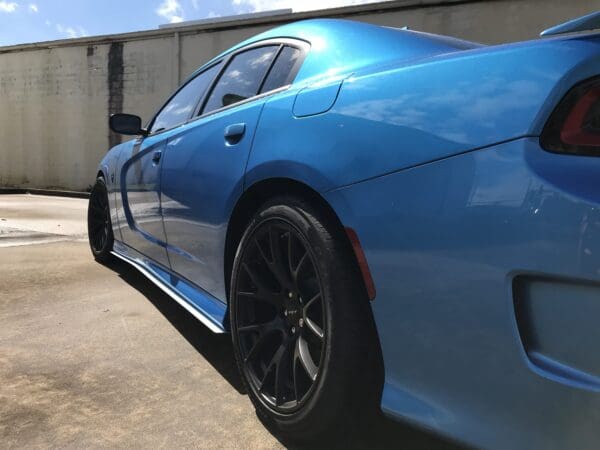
left=0, top=194, right=459, bottom=449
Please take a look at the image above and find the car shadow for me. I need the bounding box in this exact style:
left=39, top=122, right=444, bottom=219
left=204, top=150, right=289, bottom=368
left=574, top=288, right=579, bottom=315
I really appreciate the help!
left=262, top=411, right=469, bottom=449
left=105, top=258, right=245, bottom=393
left=105, top=258, right=467, bottom=450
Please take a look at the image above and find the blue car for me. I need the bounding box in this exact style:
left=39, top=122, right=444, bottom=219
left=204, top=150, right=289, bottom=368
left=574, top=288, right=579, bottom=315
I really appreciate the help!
left=88, top=14, right=600, bottom=449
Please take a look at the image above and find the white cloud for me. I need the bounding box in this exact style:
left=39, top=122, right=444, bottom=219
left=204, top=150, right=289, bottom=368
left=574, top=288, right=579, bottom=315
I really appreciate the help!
left=56, top=23, right=87, bottom=39
left=0, top=1, right=18, bottom=13
left=28, top=3, right=37, bottom=12
left=157, top=0, right=184, bottom=23
left=232, top=0, right=391, bottom=12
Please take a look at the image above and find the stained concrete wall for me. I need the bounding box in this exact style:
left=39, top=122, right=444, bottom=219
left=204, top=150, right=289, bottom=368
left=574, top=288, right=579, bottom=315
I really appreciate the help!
left=0, top=0, right=596, bottom=191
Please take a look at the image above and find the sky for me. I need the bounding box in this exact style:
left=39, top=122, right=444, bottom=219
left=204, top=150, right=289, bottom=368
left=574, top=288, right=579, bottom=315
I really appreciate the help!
left=0, top=0, right=391, bottom=46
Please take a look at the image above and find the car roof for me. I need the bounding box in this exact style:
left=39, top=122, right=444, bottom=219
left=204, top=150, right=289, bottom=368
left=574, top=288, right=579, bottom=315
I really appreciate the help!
left=190, top=18, right=481, bottom=84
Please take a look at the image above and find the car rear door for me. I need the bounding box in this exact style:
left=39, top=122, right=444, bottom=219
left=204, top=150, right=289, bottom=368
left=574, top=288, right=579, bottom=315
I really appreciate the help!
left=117, top=63, right=222, bottom=266
left=160, top=43, right=305, bottom=301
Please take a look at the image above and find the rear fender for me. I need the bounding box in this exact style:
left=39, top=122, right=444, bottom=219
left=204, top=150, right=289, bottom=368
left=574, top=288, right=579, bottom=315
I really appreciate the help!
left=247, top=37, right=600, bottom=192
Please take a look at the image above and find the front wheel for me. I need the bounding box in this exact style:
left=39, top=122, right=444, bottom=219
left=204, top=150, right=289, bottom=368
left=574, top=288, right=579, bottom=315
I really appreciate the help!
left=87, top=176, right=114, bottom=263
left=230, top=197, right=382, bottom=441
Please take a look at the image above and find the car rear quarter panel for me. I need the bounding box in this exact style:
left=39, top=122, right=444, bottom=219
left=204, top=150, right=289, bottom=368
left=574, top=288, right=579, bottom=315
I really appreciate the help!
left=245, top=37, right=600, bottom=192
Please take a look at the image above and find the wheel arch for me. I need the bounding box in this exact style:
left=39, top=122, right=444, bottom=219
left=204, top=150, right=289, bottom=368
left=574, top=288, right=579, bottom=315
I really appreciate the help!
left=223, top=177, right=370, bottom=304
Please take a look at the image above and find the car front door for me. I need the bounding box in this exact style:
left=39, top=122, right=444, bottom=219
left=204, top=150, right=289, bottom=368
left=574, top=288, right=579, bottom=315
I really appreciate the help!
left=116, top=63, right=222, bottom=266
left=160, top=43, right=304, bottom=301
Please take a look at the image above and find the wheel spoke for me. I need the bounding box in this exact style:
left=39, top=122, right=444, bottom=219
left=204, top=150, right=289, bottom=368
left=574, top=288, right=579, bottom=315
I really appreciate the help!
left=292, top=343, right=300, bottom=403
left=287, top=231, right=302, bottom=278
left=303, top=292, right=320, bottom=311
left=241, top=262, right=270, bottom=293
left=292, top=250, right=309, bottom=283
left=296, top=336, right=318, bottom=381
left=258, top=342, right=283, bottom=391
left=304, top=317, right=324, bottom=340
left=237, top=323, right=267, bottom=334
left=243, top=323, right=278, bottom=364
left=254, top=233, right=291, bottom=290
left=254, top=237, right=271, bottom=266
left=267, top=228, right=293, bottom=288
left=257, top=337, right=292, bottom=404
left=237, top=289, right=280, bottom=307
left=240, top=263, right=281, bottom=307
left=274, top=338, right=293, bottom=405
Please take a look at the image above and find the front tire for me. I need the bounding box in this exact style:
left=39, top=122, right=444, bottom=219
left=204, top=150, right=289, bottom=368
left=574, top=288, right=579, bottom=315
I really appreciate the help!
left=230, top=197, right=381, bottom=441
left=87, top=176, right=114, bottom=263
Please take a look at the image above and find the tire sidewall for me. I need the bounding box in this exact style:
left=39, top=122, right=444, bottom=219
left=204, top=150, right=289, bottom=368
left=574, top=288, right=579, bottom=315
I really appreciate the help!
left=230, top=199, right=363, bottom=436
left=87, top=177, right=114, bottom=260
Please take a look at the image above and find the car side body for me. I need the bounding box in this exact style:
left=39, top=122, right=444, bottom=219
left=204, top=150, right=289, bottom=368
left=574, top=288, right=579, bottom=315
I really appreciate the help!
left=95, top=18, right=600, bottom=449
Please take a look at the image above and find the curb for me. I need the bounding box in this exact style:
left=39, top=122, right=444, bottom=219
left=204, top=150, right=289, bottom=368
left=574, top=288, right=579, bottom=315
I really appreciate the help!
left=0, top=188, right=89, bottom=199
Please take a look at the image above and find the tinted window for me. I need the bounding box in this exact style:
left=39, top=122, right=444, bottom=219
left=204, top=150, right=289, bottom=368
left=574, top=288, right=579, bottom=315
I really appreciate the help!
left=151, top=62, right=221, bottom=133
left=203, top=46, right=278, bottom=114
left=260, top=46, right=302, bottom=93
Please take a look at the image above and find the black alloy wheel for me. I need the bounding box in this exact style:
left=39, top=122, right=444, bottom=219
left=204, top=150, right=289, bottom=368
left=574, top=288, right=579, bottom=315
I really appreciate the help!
left=230, top=196, right=383, bottom=441
left=234, top=219, right=326, bottom=412
left=87, top=176, right=114, bottom=262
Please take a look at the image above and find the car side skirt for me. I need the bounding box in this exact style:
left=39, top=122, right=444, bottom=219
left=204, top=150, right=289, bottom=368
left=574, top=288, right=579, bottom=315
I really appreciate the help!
left=111, top=241, right=227, bottom=333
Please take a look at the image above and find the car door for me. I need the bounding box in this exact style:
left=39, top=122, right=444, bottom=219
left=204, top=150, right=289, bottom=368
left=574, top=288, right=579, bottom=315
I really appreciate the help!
left=160, top=43, right=305, bottom=301
left=116, top=63, right=222, bottom=266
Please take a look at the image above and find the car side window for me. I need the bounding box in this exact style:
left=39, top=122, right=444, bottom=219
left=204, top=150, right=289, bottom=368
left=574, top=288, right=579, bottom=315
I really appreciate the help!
left=151, top=62, right=221, bottom=133
left=202, top=46, right=278, bottom=114
left=260, top=46, right=302, bottom=94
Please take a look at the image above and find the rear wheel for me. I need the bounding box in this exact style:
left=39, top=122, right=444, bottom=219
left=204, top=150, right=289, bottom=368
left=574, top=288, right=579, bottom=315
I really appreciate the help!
left=87, top=176, right=114, bottom=263
left=230, top=197, right=382, bottom=441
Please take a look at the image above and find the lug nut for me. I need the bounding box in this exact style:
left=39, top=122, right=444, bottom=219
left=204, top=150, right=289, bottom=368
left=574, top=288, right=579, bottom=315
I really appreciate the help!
left=288, top=292, right=293, bottom=298
left=291, top=326, right=296, bottom=334
left=299, top=318, right=304, bottom=327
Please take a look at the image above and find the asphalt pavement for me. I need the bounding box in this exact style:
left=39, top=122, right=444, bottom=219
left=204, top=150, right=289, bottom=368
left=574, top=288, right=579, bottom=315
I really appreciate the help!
left=0, top=194, right=461, bottom=449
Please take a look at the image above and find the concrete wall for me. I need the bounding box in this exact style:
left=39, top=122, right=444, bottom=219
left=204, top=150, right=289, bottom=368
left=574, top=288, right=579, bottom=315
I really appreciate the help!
left=0, top=0, right=596, bottom=191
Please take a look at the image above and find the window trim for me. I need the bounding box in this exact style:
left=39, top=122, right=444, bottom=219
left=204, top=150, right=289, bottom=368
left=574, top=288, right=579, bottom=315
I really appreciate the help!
left=146, top=37, right=309, bottom=137
left=197, top=38, right=309, bottom=119
left=256, top=44, right=285, bottom=95
left=259, top=44, right=305, bottom=95
left=146, top=60, right=223, bottom=135
left=197, top=43, right=281, bottom=118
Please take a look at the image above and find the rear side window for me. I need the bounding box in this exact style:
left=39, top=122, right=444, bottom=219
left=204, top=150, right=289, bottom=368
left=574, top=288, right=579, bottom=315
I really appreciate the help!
left=260, top=46, right=302, bottom=93
left=203, top=46, right=278, bottom=114
left=151, top=62, right=221, bottom=133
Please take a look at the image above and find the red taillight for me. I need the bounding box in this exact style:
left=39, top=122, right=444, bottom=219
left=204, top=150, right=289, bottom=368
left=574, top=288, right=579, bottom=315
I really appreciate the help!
left=541, top=78, right=600, bottom=155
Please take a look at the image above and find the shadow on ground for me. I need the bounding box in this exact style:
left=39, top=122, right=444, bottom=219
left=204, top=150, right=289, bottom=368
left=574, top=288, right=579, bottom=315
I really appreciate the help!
left=107, top=258, right=466, bottom=450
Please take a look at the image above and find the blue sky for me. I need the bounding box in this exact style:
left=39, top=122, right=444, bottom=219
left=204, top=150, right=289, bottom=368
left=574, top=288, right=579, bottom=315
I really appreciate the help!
left=0, top=0, right=387, bottom=46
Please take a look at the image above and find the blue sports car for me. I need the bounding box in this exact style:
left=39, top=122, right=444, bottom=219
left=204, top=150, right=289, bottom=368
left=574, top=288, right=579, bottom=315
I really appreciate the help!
left=88, top=13, right=600, bottom=449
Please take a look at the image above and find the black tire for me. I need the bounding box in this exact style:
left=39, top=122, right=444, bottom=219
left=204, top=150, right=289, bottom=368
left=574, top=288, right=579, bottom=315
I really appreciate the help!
left=230, top=196, right=382, bottom=441
left=87, top=176, right=114, bottom=263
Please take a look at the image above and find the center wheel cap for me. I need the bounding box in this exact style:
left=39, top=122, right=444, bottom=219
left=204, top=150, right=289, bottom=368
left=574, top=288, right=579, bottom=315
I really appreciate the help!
left=284, top=294, right=301, bottom=326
